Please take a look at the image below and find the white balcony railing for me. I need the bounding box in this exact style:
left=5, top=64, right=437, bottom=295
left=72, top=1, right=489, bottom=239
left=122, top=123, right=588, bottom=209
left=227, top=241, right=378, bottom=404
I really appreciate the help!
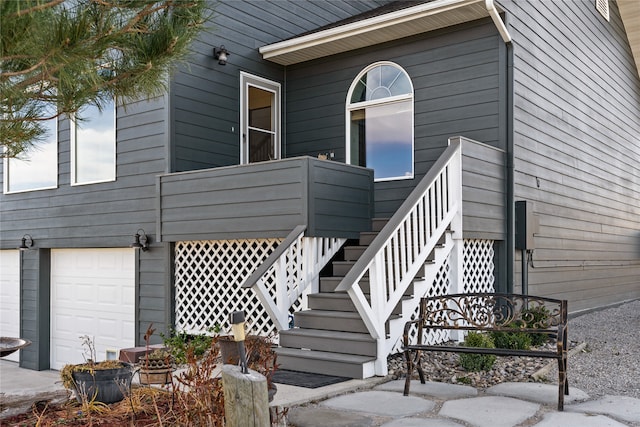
left=242, top=225, right=345, bottom=331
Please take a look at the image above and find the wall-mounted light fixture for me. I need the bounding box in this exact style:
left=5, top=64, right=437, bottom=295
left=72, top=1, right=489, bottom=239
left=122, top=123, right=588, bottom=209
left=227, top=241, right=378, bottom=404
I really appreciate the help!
left=130, top=229, right=149, bottom=252
left=213, top=45, right=230, bottom=65
left=18, top=234, right=34, bottom=251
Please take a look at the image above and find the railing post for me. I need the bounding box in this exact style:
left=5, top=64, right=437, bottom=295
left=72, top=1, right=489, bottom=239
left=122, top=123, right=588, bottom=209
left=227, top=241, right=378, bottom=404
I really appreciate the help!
left=448, top=137, right=464, bottom=341
left=370, top=254, right=389, bottom=376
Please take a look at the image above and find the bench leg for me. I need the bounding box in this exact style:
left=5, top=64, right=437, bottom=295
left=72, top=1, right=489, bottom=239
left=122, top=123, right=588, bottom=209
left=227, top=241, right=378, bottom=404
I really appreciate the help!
left=404, top=350, right=413, bottom=396
left=557, top=356, right=568, bottom=411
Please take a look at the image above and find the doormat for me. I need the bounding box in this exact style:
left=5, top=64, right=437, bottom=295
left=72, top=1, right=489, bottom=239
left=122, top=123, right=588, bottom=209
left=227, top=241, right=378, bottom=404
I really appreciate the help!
left=271, top=369, right=350, bottom=388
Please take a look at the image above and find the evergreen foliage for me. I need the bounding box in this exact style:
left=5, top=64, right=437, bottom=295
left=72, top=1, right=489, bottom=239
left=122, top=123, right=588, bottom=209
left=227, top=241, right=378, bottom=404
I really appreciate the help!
left=0, top=0, right=210, bottom=157
left=459, top=332, right=497, bottom=371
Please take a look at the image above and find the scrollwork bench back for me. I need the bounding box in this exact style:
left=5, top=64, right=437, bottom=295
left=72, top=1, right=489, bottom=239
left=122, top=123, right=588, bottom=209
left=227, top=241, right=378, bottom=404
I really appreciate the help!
left=403, top=293, right=568, bottom=410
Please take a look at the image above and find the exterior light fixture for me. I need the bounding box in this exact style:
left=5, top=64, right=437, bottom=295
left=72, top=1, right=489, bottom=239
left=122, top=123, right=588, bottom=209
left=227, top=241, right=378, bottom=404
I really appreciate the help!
left=18, top=234, right=34, bottom=251
left=230, top=310, right=248, bottom=374
left=130, top=229, right=149, bottom=251
left=213, top=45, right=230, bottom=65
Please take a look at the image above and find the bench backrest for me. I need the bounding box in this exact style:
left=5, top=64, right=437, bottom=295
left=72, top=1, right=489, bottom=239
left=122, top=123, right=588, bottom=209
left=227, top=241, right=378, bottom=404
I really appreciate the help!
left=419, top=293, right=567, bottom=335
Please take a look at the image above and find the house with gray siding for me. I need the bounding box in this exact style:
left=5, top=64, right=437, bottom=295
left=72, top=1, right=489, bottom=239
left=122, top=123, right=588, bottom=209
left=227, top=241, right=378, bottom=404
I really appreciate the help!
left=1, top=0, right=639, bottom=378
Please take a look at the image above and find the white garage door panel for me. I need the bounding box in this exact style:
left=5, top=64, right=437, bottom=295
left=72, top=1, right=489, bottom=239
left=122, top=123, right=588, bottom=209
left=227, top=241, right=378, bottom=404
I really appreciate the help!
left=0, top=250, right=21, bottom=362
left=51, top=249, right=135, bottom=370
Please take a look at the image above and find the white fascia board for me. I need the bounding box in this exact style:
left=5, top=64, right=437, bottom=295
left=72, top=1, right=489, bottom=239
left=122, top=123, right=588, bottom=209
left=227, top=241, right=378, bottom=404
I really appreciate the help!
left=260, top=0, right=489, bottom=64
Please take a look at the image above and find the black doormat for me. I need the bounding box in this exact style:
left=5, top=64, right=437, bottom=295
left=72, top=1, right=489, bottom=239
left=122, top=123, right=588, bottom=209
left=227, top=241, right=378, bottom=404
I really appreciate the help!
left=271, top=369, right=350, bottom=388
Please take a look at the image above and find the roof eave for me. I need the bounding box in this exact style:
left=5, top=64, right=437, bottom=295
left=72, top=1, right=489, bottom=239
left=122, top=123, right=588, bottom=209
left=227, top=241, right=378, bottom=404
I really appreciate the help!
left=618, top=0, right=640, bottom=78
left=259, top=0, right=502, bottom=66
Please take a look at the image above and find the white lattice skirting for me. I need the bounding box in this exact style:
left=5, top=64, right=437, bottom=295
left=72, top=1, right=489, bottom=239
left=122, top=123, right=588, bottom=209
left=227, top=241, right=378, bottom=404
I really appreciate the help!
left=174, top=239, right=286, bottom=337
left=174, top=238, right=495, bottom=345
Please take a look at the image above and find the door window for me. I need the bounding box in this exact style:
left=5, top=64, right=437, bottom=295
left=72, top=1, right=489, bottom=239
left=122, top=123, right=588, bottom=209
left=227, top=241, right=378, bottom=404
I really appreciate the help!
left=241, top=73, right=281, bottom=164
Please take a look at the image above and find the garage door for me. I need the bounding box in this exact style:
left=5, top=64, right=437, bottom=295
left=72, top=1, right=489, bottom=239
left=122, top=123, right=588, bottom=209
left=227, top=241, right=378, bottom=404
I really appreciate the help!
left=0, top=250, right=21, bottom=362
left=50, top=249, right=135, bottom=370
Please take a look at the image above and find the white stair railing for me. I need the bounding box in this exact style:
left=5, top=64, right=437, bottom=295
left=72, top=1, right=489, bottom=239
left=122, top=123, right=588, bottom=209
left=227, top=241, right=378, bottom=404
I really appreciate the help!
left=335, top=138, right=463, bottom=375
left=242, top=225, right=346, bottom=331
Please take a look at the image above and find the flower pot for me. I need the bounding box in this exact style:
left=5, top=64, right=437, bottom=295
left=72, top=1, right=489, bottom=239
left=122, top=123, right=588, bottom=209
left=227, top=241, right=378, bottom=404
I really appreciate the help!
left=138, top=367, right=172, bottom=385
left=71, top=364, right=134, bottom=404
left=218, top=335, right=263, bottom=365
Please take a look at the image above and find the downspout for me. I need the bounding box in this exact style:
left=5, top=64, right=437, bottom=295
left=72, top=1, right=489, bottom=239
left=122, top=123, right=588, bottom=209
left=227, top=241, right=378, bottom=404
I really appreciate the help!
left=506, top=42, right=515, bottom=293
left=486, top=0, right=515, bottom=292
left=486, top=0, right=512, bottom=44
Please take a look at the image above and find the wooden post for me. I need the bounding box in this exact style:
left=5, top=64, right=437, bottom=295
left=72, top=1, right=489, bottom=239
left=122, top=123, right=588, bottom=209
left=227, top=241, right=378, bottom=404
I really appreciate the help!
left=222, top=365, right=270, bottom=427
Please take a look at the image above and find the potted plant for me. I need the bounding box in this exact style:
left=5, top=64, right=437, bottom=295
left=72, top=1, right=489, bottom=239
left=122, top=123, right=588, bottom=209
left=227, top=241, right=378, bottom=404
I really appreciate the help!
left=60, top=335, right=134, bottom=405
left=138, top=347, right=173, bottom=385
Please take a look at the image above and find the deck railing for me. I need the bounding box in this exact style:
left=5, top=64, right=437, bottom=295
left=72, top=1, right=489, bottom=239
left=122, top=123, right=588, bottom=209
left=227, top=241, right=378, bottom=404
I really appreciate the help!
left=242, top=225, right=345, bottom=331
left=335, top=138, right=463, bottom=375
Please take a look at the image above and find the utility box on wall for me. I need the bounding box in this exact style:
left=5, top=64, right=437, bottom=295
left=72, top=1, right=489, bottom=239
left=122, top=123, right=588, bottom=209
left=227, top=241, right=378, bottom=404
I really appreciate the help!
left=515, top=200, right=538, bottom=250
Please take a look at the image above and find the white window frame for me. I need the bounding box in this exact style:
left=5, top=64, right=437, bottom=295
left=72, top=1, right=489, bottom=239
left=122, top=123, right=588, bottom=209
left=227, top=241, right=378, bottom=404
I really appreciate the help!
left=239, top=72, right=281, bottom=165
left=345, top=61, right=415, bottom=182
left=3, top=117, right=59, bottom=194
left=70, top=100, right=117, bottom=186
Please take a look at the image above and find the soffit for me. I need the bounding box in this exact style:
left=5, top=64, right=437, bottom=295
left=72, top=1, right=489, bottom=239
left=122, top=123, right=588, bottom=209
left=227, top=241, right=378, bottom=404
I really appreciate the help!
left=260, top=0, right=494, bottom=66
left=618, top=0, right=640, bottom=76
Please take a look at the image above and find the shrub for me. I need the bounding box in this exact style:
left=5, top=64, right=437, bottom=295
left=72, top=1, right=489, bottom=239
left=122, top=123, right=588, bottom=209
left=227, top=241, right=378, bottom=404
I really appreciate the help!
left=523, top=306, right=551, bottom=346
left=491, top=330, right=532, bottom=350
left=459, top=332, right=496, bottom=371
left=161, top=329, right=215, bottom=365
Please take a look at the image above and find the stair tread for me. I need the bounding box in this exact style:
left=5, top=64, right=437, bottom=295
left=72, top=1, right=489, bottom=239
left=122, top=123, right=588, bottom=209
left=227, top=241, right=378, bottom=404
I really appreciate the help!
left=308, top=292, right=349, bottom=298
left=295, top=310, right=362, bottom=319
left=275, top=347, right=376, bottom=363
left=280, top=328, right=375, bottom=342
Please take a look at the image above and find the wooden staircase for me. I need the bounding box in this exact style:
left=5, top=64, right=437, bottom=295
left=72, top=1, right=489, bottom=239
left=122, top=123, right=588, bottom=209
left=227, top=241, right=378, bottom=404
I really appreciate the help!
left=276, top=218, right=451, bottom=378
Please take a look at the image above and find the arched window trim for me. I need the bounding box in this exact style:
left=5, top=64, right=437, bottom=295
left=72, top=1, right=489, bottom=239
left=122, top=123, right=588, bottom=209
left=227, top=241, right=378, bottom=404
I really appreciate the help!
left=345, top=61, right=414, bottom=182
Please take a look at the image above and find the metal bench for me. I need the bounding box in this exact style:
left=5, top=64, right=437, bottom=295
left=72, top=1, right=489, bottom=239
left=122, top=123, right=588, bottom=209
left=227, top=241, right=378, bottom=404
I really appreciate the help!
left=403, top=293, right=568, bottom=410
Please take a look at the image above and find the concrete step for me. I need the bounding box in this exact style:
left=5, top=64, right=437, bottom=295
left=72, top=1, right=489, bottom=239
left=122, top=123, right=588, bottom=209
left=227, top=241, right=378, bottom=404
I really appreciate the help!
left=279, top=329, right=376, bottom=356
left=293, top=310, right=369, bottom=333
left=275, top=347, right=376, bottom=378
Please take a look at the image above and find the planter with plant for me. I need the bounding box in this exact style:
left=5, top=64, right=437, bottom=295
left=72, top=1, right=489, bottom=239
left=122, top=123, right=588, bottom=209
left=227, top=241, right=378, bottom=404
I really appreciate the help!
left=60, top=335, right=134, bottom=405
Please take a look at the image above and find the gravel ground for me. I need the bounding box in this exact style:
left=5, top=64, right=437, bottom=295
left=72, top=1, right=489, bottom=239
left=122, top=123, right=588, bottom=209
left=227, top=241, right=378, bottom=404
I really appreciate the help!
left=564, top=299, right=640, bottom=399
left=390, top=298, right=640, bottom=399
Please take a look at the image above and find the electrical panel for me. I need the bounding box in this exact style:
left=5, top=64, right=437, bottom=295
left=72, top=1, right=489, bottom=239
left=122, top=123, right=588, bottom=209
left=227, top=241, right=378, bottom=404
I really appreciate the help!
left=515, top=200, right=538, bottom=250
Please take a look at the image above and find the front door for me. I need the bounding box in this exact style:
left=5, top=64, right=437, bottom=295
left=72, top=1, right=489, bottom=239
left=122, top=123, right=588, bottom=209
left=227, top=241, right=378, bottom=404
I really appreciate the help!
left=240, top=72, right=281, bottom=164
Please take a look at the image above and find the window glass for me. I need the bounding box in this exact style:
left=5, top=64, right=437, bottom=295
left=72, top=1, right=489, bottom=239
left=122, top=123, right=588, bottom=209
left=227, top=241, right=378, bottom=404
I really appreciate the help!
left=347, top=63, right=414, bottom=181
left=72, top=99, right=116, bottom=184
left=248, top=86, right=276, bottom=162
left=4, top=118, right=58, bottom=193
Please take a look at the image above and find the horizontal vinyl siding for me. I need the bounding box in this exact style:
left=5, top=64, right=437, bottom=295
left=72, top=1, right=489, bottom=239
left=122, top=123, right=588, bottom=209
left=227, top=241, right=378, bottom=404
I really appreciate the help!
left=158, top=157, right=374, bottom=241
left=285, top=19, right=502, bottom=218
left=461, top=138, right=505, bottom=240
left=171, top=0, right=391, bottom=172
left=504, top=0, right=640, bottom=311
left=0, top=96, right=166, bottom=249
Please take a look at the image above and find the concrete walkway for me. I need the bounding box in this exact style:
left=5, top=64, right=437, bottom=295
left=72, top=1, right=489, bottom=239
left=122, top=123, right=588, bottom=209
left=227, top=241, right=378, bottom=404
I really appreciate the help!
left=3, top=359, right=640, bottom=426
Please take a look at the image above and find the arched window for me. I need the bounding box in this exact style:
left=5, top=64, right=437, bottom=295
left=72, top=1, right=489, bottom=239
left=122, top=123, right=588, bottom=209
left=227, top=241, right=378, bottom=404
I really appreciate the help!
left=346, top=62, right=414, bottom=181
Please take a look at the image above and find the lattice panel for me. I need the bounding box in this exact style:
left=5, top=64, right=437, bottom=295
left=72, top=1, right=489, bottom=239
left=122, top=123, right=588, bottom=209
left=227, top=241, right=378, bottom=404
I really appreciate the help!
left=174, top=239, right=284, bottom=336
left=394, top=239, right=496, bottom=354
left=463, top=239, right=495, bottom=294
left=393, top=252, right=452, bottom=354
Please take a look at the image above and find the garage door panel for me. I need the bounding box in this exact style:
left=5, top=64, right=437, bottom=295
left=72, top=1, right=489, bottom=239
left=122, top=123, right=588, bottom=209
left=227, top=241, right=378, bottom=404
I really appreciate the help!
left=0, top=250, right=21, bottom=362
left=51, top=249, right=135, bottom=370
